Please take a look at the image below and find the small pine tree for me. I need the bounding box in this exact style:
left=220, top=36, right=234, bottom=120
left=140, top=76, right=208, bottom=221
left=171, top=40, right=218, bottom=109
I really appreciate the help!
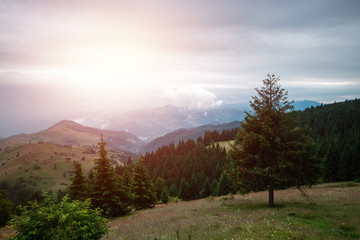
left=217, top=171, right=234, bottom=196
left=178, top=178, right=191, bottom=201
left=154, top=177, right=167, bottom=201
left=169, top=183, right=178, bottom=197
left=160, top=189, right=169, bottom=204
left=200, top=177, right=212, bottom=198
left=189, top=173, right=199, bottom=200
left=323, top=143, right=340, bottom=182
left=69, top=161, right=86, bottom=200
left=131, top=156, right=156, bottom=209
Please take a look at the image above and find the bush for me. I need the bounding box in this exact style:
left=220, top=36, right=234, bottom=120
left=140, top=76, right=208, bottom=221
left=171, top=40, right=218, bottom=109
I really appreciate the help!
left=11, top=193, right=108, bottom=240
left=0, top=191, right=14, bottom=226
left=33, top=165, right=41, bottom=170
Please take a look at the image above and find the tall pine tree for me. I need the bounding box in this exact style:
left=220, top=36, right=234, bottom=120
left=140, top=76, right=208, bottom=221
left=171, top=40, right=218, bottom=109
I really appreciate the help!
left=92, top=135, right=130, bottom=216
left=231, top=74, right=319, bottom=206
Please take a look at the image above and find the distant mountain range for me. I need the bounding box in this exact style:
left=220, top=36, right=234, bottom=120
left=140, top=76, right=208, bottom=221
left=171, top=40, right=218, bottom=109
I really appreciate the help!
left=105, top=104, right=246, bottom=141
left=105, top=100, right=320, bottom=141
left=293, top=100, right=321, bottom=111
left=0, top=100, right=320, bottom=149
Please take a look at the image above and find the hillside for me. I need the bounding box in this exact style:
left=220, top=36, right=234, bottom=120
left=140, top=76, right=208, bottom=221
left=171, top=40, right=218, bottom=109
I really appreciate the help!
left=0, top=142, right=130, bottom=194
left=0, top=120, right=142, bottom=152
left=297, top=99, right=360, bottom=182
left=142, top=121, right=240, bottom=153
left=106, top=182, right=360, bottom=239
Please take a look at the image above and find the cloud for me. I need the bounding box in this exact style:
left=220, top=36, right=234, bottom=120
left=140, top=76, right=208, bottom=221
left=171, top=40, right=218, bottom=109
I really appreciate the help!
left=163, top=86, right=223, bottom=110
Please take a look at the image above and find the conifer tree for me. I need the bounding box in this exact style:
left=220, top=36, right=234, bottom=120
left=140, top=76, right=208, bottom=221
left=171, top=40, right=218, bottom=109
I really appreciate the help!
left=200, top=177, right=212, bottom=198
left=178, top=178, right=191, bottom=201
left=69, top=161, right=86, bottom=200
left=131, top=156, right=156, bottom=209
left=231, top=74, right=320, bottom=206
left=323, top=143, right=340, bottom=182
left=92, top=135, right=130, bottom=216
left=122, top=167, right=133, bottom=195
left=169, top=183, right=178, bottom=197
left=154, top=177, right=167, bottom=201
left=189, top=173, right=199, bottom=200
left=160, top=189, right=169, bottom=204
left=217, top=171, right=234, bottom=196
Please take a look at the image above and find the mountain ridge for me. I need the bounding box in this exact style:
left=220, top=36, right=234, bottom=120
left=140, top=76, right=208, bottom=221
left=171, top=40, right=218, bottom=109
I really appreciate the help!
left=142, top=121, right=241, bottom=153
left=0, top=119, right=142, bottom=152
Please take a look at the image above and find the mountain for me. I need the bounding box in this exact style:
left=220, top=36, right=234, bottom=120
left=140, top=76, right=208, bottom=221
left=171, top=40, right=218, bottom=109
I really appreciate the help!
left=0, top=141, right=137, bottom=199
left=142, top=121, right=240, bottom=153
left=293, top=100, right=321, bottom=111
left=107, top=105, right=247, bottom=141
left=0, top=120, right=142, bottom=152
left=106, top=101, right=320, bottom=141
left=0, top=101, right=320, bottom=142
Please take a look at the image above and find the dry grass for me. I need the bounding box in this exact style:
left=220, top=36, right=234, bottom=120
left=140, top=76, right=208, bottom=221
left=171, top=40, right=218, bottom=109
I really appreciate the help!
left=0, top=142, right=123, bottom=192
left=212, top=140, right=235, bottom=152
left=105, top=182, right=360, bottom=240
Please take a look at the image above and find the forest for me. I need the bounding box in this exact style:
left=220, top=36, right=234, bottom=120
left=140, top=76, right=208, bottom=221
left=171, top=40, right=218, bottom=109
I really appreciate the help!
left=298, top=99, right=360, bottom=182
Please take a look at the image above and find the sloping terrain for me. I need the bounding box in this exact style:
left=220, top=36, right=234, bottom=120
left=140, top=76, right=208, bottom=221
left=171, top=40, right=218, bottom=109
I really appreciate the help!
left=106, top=182, right=360, bottom=240
left=107, top=105, right=246, bottom=141
left=0, top=120, right=142, bottom=152
left=142, top=121, right=240, bottom=153
left=0, top=142, right=129, bottom=192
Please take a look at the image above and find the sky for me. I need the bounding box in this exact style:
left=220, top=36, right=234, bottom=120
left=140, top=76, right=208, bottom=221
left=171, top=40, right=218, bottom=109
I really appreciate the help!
left=0, top=0, right=359, bottom=137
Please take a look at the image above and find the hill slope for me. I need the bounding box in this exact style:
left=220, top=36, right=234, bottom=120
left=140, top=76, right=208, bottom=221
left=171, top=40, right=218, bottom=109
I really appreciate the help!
left=0, top=142, right=132, bottom=194
left=0, top=120, right=142, bottom=152
left=106, top=182, right=360, bottom=239
left=297, top=99, right=360, bottom=182
left=142, top=121, right=240, bottom=153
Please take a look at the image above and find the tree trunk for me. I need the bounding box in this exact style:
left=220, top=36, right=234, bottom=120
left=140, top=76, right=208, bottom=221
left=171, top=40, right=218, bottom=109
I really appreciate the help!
left=268, top=182, right=275, bottom=207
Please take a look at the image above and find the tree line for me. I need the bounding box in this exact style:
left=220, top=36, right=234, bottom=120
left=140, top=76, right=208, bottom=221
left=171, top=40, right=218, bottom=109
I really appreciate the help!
left=142, top=139, right=236, bottom=201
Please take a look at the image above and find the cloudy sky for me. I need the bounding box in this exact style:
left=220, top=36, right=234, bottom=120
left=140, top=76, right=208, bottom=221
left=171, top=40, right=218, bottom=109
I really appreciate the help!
left=0, top=0, right=359, bottom=136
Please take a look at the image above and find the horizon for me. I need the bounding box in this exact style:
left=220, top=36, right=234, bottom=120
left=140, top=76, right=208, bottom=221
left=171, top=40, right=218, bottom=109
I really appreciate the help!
left=1, top=0, right=359, bottom=137
left=0, top=99, right=347, bottom=139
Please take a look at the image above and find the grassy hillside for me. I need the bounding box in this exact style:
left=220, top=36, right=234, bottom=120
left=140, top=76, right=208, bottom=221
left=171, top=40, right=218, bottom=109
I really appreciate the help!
left=106, top=182, right=360, bottom=240
left=0, top=120, right=142, bottom=152
left=0, top=142, right=125, bottom=192
left=212, top=140, right=235, bottom=152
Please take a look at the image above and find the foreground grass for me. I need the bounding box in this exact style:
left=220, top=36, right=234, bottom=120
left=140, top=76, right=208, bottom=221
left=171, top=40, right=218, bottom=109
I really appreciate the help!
left=106, top=182, right=360, bottom=240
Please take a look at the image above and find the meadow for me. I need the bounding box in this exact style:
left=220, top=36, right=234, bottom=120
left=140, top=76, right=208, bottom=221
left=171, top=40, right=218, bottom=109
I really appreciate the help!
left=105, top=182, right=360, bottom=240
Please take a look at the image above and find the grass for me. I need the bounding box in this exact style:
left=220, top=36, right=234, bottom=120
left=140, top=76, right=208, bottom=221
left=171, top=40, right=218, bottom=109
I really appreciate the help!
left=105, top=182, right=360, bottom=240
left=0, top=142, right=123, bottom=192
left=212, top=140, right=235, bottom=152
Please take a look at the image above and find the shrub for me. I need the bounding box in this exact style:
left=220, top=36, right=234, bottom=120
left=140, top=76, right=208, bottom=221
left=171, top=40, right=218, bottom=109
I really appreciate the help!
left=11, top=194, right=108, bottom=240
left=0, top=191, right=14, bottom=226
left=33, top=165, right=41, bottom=170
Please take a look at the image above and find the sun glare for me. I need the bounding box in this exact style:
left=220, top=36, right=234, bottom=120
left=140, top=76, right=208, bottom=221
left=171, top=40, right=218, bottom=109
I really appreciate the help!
left=64, top=47, right=157, bottom=88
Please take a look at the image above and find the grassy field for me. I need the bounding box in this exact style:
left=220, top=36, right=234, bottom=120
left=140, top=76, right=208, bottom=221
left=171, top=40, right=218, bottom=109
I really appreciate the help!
left=105, top=182, right=360, bottom=240
left=212, top=140, right=235, bottom=152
